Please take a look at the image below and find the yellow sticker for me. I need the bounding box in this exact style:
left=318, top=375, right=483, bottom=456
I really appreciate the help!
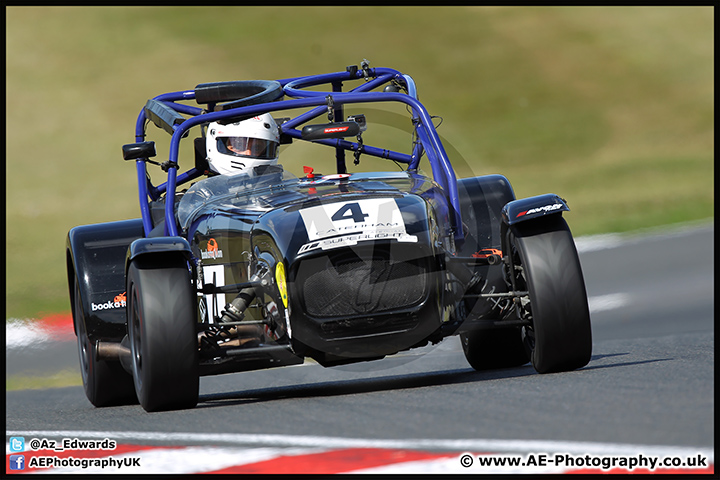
left=275, top=262, right=288, bottom=308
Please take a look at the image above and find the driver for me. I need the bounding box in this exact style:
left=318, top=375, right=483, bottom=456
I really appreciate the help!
left=197, top=114, right=284, bottom=326
left=205, top=113, right=280, bottom=176
left=175, top=114, right=283, bottom=231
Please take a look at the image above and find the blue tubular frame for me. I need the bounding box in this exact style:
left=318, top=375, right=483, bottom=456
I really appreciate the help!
left=131, top=68, right=464, bottom=243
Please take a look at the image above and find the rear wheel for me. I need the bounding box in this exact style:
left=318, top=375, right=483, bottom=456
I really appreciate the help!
left=461, top=328, right=529, bottom=370
left=74, top=280, right=136, bottom=407
left=507, top=216, right=592, bottom=373
left=127, top=256, right=199, bottom=412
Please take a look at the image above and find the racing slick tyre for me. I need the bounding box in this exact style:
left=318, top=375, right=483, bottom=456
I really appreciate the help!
left=127, top=256, right=199, bottom=412
left=508, top=215, right=592, bottom=373
left=73, top=281, right=137, bottom=407
left=460, top=328, right=529, bottom=370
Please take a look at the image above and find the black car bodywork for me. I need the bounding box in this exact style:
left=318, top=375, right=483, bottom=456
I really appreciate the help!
left=67, top=63, right=592, bottom=411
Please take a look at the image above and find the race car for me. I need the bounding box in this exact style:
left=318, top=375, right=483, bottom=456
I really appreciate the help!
left=66, top=61, right=592, bottom=412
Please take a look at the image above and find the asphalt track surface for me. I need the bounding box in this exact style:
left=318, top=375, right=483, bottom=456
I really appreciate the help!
left=5, top=223, right=714, bottom=472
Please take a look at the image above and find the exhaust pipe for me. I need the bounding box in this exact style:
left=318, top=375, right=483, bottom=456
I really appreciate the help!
left=96, top=341, right=131, bottom=362
left=96, top=338, right=134, bottom=374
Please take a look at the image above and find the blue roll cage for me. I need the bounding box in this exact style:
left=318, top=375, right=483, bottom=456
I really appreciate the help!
left=131, top=66, right=464, bottom=243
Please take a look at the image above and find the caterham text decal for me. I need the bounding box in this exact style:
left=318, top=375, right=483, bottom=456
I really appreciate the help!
left=299, top=198, right=417, bottom=252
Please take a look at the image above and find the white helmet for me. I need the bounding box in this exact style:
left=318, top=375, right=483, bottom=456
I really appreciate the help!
left=206, top=113, right=280, bottom=176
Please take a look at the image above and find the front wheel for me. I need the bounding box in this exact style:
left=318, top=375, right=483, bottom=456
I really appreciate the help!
left=507, top=216, right=592, bottom=373
left=127, top=256, right=199, bottom=412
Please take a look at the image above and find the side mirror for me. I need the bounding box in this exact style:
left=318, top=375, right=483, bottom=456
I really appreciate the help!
left=122, top=141, right=156, bottom=161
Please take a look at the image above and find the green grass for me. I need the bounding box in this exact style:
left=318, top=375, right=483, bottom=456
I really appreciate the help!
left=6, top=370, right=82, bottom=391
left=5, top=6, right=714, bottom=320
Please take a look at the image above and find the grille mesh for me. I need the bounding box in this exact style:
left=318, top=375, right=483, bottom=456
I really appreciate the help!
left=299, top=252, right=428, bottom=318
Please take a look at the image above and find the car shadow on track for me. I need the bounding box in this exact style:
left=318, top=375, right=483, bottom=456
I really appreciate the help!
left=196, top=366, right=537, bottom=409
left=196, top=351, right=674, bottom=409
left=582, top=352, right=673, bottom=371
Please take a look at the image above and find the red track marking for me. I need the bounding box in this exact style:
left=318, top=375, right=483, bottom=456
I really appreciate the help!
left=206, top=447, right=458, bottom=474
left=36, top=313, right=74, bottom=340
left=6, top=443, right=714, bottom=474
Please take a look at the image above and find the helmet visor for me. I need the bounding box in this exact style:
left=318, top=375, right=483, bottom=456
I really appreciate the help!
left=218, top=137, right=278, bottom=160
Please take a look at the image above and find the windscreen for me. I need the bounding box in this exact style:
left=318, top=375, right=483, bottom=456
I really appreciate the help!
left=177, top=168, right=299, bottom=229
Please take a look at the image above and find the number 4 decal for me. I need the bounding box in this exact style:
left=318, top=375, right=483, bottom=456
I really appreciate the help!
left=331, top=202, right=369, bottom=223
left=299, top=198, right=411, bottom=242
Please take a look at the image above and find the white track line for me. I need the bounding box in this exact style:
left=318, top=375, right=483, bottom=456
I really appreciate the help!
left=5, top=320, right=59, bottom=349
left=574, top=221, right=712, bottom=254
left=588, top=293, right=629, bottom=314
